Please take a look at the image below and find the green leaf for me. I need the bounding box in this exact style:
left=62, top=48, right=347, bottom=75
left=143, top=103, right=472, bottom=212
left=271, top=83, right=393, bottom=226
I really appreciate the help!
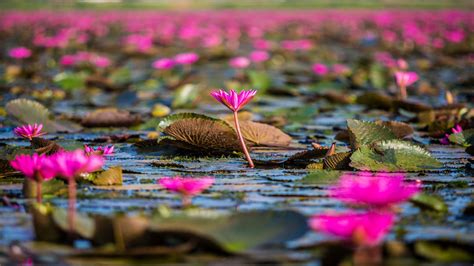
left=92, top=167, right=123, bottom=186
left=172, top=84, right=200, bottom=108
left=298, top=170, right=341, bottom=185
left=53, top=72, right=86, bottom=91
left=6, top=98, right=81, bottom=133
left=347, top=119, right=397, bottom=150
left=248, top=70, right=272, bottom=92
left=410, top=193, right=448, bottom=212
left=51, top=207, right=95, bottom=239
left=109, top=67, right=132, bottom=85
left=369, top=63, right=387, bottom=89
left=415, top=241, right=472, bottom=262
left=350, top=140, right=442, bottom=171
left=149, top=210, right=308, bottom=253
left=448, top=129, right=474, bottom=146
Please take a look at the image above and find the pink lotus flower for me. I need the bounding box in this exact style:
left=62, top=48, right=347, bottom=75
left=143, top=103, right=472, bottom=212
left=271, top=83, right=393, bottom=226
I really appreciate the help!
left=330, top=172, right=419, bottom=208
left=309, top=211, right=395, bottom=246
left=249, top=50, right=269, bottom=63
left=312, top=63, right=329, bottom=76
left=440, top=134, right=450, bottom=145
left=210, top=89, right=257, bottom=112
left=45, top=149, right=104, bottom=179
left=451, top=124, right=462, bottom=134
left=14, top=124, right=46, bottom=140
left=10, top=154, right=56, bottom=181
left=59, top=55, right=76, bottom=66
left=174, top=52, right=199, bottom=65
left=152, top=58, right=175, bottom=70
left=395, top=71, right=418, bottom=88
left=84, top=145, right=114, bottom=156
left=10, top=153, right=56, bottom=203
left=92, top=55, right=111, bottom=68
left=210, top=89, right=257, bottom=168
left=8, top=47, right=32, bottom=59
left=397, top=59, right=408, bottom=70
left=229, top=56, right=250, bottom=69
left=159, top=176, right=214, bottom=206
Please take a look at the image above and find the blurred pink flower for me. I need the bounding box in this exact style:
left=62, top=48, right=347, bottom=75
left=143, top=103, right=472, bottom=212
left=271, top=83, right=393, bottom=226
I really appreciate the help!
left=158, top=176, right=214, bottom=196
left=8, top=47, right=32, bottom=59
left=14, top=124, right=46, bottom=140
left=451, top=124, right=462, bottom=134
left=397, top=59, right=408, bottom=70
left=152, top=58, right=175, bottom=70
left=312, top=63, right=329, bottom=76
left=45, top=150, right=104, bottom=179
left=253, top=39, right=271, bottom=50
left=395, top=71, right=418, bottom=87
left=330, top=172, right=419, bottom=208
left=229, top=56, right=250, bottom=69
left=84, top=145, right=114, bottom=156
left=332, top=64, right=350, bottom=75
left=249, top=50, right=269, bottom=63
left=309, top=211, right=395, bottom=246
left=92, top=55, right=111, bottom=68
left=210, top=89, right=257, bottom=112
left=60, top=55, right=76, bottom=66
left=446, top=30, right=464, bottom=43
left=10, top=154, right=56, bottom=181
left=440, top=134, right=450, bottom=145
left=174, top=52, right=199, bottom=65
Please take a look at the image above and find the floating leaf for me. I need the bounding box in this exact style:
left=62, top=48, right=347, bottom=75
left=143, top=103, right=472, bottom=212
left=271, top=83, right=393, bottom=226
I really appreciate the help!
left=172, top=84, right=200, bottom=108
left=53, top=72, right=86, bottom=91
left=323, top=152, right=352, bottom=170
left=410, top=193, right=448, bottom=212
left=92, top=167, right=123, bottom=186
left=356, top=92, right=393, bottom=110
left=298, top=170, right=341, bottom=185
left=448, top=129, right=474, bottom=146
left=238, top=121, right=292, bottom=147
left=157, top=113, right=240, bottom=153
left=347, top=119, right=396, bottom=150
left=6, top=98, right=81, bottom=133
left=81, top=108, right=141, bottom=127
left=149, top=210, right=308, bottom=253
left=248, top=70, right=272, bottom=92
left=375, top=120, right=414, bottom=139
left=51, top=208, right=96, bottom=239
left=414, top=241, right=472, bottom=262
left=350, top=141, right=441, bottom=171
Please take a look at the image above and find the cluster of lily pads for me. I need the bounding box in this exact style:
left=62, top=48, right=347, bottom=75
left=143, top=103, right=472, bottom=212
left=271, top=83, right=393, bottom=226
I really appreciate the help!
left=1, top=9, right=473, bottom=264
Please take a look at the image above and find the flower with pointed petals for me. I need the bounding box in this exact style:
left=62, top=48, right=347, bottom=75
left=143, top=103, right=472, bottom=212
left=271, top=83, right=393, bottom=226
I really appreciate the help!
left=45, top=149, right=104, bottom=179
left=14, top=124, right=46, bottom=140
left=158, top=176, right=214, bottom=196
left=330, top=172, right=419, bottom=208
left=84, top=145, right=114, bottom=156
left=229, top=56, right=250, bottom=69
left=394, top=71, right=418, bottom=88
left=174, top=52, right=199, bottom=65
left=451, top=124, right=462, bottom=134
left=10, top=154, right=56, bottom=181
left=309, top=211, right=395, bottom=246
left=210, top=89, right=257, bottom=112
left=8, top=47, right=32, bottom=59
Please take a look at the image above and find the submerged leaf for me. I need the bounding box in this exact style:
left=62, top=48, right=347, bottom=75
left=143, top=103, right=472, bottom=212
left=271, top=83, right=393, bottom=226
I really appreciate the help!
left=149, top=210, right=308, bottom=253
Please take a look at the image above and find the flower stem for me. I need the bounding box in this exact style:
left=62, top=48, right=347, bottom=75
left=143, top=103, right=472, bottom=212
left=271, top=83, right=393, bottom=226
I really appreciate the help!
left=182, top=195, right=192, bottom=208
left=68, top=178, right=76, bottom=233
left=399, top=85, right=407, bottom=100
left=233, top=111, right=254, bottom=168
left=36, top=180, right=42, bottom=204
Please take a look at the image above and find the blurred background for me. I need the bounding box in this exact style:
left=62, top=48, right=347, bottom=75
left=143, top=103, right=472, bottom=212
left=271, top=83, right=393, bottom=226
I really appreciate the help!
left=1, top=0, right=473, bottom=10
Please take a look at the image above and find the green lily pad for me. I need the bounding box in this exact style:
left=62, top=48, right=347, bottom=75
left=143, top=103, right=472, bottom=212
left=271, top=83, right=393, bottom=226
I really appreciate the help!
left=414, top=241, right=472, bottom=262
left=410, top=193, right=448, bottom=212
left=53, top=72, right=86, bottom=91
left=350, top=140, right=441, bottom=171
left=347, top=119, right=397, bottom=150
left=92, top=167, right=123, bottom=186
left=298, top=170, right=341, bottom=185
left=149, top=210, right=308, bottom=253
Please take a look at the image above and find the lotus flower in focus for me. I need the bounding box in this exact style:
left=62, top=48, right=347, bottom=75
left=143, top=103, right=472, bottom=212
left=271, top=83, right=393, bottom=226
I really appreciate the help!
left=309, top=211, right=395, bottom=246
left=45, top=149, right=104, bottom=179
left=14, top=124, right=46, bottom=140
left=330, top=172, right=420, bottom=208
left=210, top=89, right=257, bottom=112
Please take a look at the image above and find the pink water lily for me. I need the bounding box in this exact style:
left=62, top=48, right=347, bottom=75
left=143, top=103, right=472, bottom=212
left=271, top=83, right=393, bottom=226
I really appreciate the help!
left=395, top=71, right=419, bottom=100
left=8, top=47, right=32, bottom=59
left=10, top=154, right=56, bottom=203
left=152, top=58, right=175, bottom=70
left=211, top=89, right=257, bottom=168
left=174, top=52, right=199, bottom=65
left=330, top=172, right=419, bottom=208
left=44, top=150, right=104, bottom=231
left=159, top=176, right=214, bottom=206
left=312, top=63, right=329, bottom=76
left=440, top=124, right=463, bottom=145
left=451, top=124, right=462, bottom=134
left=309, top=211, right=395, bottom=246
left=84, top=145, right=114, bottom=156
left=229, top=56, right=250, bottom=69
left=14, top=124, right=46, bottom=140
left=249, top=50, right=269, bottom=63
